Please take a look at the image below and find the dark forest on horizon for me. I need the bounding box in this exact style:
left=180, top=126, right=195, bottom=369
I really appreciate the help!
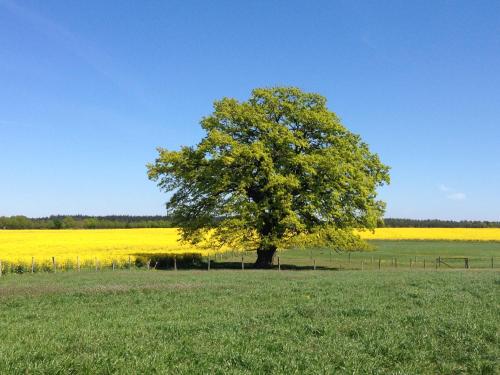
left=1, top=215, right=499, bottom=230
left=0, top=215, right=172, bottom=229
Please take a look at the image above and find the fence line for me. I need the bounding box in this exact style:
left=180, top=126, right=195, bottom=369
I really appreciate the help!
left=0, top=253, right=498, bottom=275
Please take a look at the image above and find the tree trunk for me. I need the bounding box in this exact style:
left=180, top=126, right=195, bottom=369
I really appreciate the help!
left=255, top=245, right=277, bottom=268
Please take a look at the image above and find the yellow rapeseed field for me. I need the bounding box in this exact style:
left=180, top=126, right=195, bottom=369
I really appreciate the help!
left=1, top=227, right=499, bottom=269
left=0, top=228, right=196, bottom=269
left=357, top=227, right=500, bottom=241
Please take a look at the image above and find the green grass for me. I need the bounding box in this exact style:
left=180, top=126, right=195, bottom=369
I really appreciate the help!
left=0, top=270, right=498, bottom=374
left=0, top=240, right=498, bottom=374
left=221, top=240, right=500, bottom=270
left=370, top=240, right=500, bottom=257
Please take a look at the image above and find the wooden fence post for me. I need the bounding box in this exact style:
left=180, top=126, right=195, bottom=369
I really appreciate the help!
left=378, top=258, right=381, bottom=270
left=348, top=252, right=351, bottom=265
left=329, top=250, right=332, bottom=263
left=32, top=257, right=35, bottom=273
left=95, top=258, right=98, bottom=272
left=147, top=259, right=150, bottom=270
left=76, top=256, right=80, bottom=272
left=174, top=256, right=177, bottom=271
left=313, top=259, right=316, bottom=271
left=423, top=259, right=426, bottom=269
left=278, top=256, right=281, bottom=271
left=241, top=256, right=244, bottom=270
left=112, top=260, right=115, bottom=271
left=52, top=257, right=56, bottom=273
left=208, top=256, right=210, bottom=271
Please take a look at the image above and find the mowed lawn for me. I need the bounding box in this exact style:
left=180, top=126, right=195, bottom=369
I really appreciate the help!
left=0, top=269, right=498, bottom=374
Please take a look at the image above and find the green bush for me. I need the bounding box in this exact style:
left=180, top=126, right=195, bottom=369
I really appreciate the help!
left=13, top=264, right=26, bottom=274
left=134, top=253, right=203, bottom=269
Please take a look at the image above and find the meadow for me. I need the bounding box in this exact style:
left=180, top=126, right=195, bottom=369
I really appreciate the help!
left=0, top=269, right=497, bottom=374
left=1, top=228, right=500, bottom=273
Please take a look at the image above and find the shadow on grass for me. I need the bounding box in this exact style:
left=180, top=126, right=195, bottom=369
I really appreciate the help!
left=155, top=261, right=341, bottom=271
left=134, top=253, right=343, bottom=271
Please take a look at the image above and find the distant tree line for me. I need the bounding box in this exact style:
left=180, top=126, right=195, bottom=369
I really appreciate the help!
left=1, top=216, right=499, bottom=230
left=0, top=215, right=173, bottom=229
left=382, top=218, right=500, bottom=228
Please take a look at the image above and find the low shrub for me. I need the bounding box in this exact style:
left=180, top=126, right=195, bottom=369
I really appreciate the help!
left=134, top=253, right=203, bottom=269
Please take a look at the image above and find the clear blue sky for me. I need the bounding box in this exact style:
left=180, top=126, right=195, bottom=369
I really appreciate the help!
left=1, top=0, right=499, bottom=220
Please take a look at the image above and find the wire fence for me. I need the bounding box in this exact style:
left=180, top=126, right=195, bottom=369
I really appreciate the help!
left=217, top=250, right=499, bottom=271
left=0, top=250, right=498, bottom=275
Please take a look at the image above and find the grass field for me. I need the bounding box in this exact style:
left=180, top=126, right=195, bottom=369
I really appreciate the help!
left=271, top=240, right=500, bottom=270
left=0, top=269, right=498, bottom=374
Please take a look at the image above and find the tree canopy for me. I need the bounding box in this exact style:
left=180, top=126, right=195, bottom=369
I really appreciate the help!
left=148, top=87, right=390, bottom=266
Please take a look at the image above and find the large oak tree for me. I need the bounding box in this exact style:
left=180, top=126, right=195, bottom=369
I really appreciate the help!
left=148, top=87, right=390, bottom=267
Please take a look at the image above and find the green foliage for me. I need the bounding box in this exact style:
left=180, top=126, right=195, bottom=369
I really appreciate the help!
left=2, top=215, right=500, bottom=230
left=83, top=218, right=98, bottom=229
left=52, top=218, right=63, bottom=229
left=134, top=253, right=203, bottom=269
left=0, top=215, right=173, bottom=229
left=62, top=216, right=76, bottom=229
left=0, top=216, right=33, bottom=229
left=148, top=87, right=390, bottom=257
